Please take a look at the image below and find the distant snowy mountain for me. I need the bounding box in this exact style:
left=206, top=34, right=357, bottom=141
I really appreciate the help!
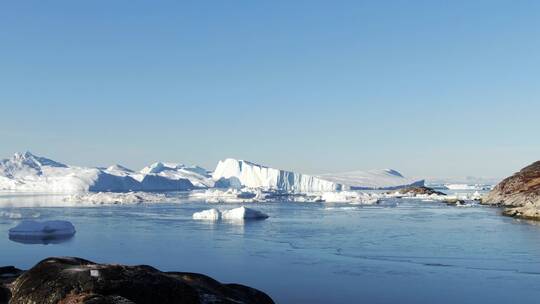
left=212, top=158, right=423, bottom=191
left=0, top=152, right=207, bottom=193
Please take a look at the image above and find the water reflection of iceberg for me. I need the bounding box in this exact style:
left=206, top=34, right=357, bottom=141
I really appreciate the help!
left=9, top=233, right=75, bottom=245
left=8, top=220, right=76, bottom=245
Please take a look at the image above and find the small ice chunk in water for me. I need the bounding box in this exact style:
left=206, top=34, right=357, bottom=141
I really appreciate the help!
left=193, top=208, right=221, bottom=220
left=192, top=207, right=268, bottom=221
left=222, top=207, right=269, bottom=220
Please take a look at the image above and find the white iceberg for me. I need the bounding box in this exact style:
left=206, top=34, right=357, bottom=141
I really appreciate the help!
left=0, top=152, right=425, bottom=196
left=9, top=220, right=76, bottom=241
left=318, top=169, right=424, bottom=190
left=222, top=206, right=269, bottom=220
left=193, top=208, right=221, bottom=220
left=213, top=159, right=341, bottom=192
left=192, top=207, right=269, bottom=221
left=213, top=158, right=423, bottom=192
left=0, top=152, right=206, bottom=193
left=138, top=162, right=213, bottom=188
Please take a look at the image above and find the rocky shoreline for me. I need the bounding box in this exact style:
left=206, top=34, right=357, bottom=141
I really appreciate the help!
left=0, top=257, right=274, bottom=304
left=482, top=161, right=540, bottom=220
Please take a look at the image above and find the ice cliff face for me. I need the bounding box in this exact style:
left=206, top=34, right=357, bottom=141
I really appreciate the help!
left=212, top=159, right=342, bottom=192
left=0, top=152, right=202, bottom=193
left=213, top=158, right=424, bottom=191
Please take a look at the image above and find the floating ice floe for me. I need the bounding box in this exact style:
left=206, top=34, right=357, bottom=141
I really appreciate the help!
left=9, top=220, right=76, bottom=244
left=190, top=188, right=265, bottom=203
left=222, top=206, right=269, bottom=220
left=0, top=211, right=23, bottom=219
left=444, top=184, right=492, bottom=191
left=0, top=211, right=40, bottom=219
left=63, top=192, right=167, bottom=205
left=191, top=188, right=384, bottom=205
left=319, top=191, right=380, bottom=204
left=384, top=190, right=481, bottom=207
left=193, top=207, right=269, bottom=221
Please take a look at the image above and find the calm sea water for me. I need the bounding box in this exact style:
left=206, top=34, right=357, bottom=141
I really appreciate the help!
left=1, top=193, right=540, bottom=303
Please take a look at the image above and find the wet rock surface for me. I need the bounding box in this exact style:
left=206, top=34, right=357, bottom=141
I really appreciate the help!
left=2, top=257, right=274, bottom=304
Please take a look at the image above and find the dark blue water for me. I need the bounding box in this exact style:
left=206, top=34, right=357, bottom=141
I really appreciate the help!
left=1, top=196, right=540, bottom=303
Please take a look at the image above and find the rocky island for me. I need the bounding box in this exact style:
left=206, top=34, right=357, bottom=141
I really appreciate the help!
left=483, top=161, right=540, bottom=220
left=0, top=257, right=274, bottom=304
left=392, top=186, right=446, bottom=196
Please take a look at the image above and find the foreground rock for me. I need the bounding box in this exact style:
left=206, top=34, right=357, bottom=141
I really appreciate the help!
left=483, top=161, right=540, bottom=220
left=3, top=257, right=274, bottom=304
left=0, top=266, right=22, bottom=303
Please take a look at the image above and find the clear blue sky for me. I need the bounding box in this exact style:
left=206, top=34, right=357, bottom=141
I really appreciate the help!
left=1, top=0, right=539, bottom=179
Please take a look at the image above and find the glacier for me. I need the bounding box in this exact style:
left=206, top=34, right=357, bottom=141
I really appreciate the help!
left=213, top=158, right=424, bottom=192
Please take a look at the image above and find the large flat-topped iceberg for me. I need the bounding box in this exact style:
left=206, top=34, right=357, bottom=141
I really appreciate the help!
left=0, top=152, right=209, bottom=193
left=213, top=158, right=423, bottom=191
left=319, top=169, right=424, bottom=190
left=213, top=159, right=342, bottom=192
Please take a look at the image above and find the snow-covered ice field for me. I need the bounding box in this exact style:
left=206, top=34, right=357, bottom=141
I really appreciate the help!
left=1, top=190, right=540, bottom=303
